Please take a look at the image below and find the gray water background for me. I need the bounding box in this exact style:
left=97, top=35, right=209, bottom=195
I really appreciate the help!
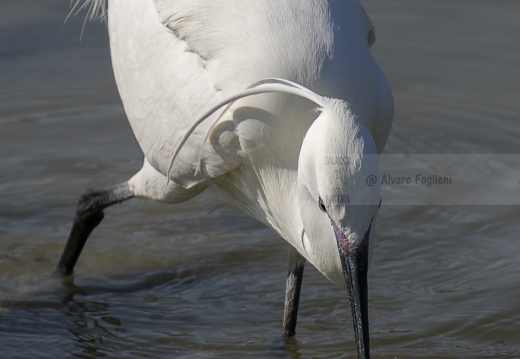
left=1, top=1, right=519, bottom=358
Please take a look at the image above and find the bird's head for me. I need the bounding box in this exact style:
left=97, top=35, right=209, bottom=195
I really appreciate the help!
left=297, top=98, right=380, bottom=357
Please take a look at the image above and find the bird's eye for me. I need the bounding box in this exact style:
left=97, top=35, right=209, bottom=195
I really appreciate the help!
left=318, top=197, right=327, bottom=213
left=367, top=28, right=376, bottom=47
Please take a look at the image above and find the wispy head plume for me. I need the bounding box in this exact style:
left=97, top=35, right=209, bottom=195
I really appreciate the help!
left=65, top=0, right=108, bottom=39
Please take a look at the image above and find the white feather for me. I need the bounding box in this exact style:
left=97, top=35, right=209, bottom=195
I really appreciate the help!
left=94, top=0, right=392, bottom=285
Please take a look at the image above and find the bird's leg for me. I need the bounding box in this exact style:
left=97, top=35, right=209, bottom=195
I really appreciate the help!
left=57, top=182, right=134, bottom=276
left=282, top=246, right=306, bottom=337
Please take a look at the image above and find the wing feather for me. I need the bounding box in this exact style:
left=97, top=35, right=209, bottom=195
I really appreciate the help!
left=110, top=0, right=333, bottom=186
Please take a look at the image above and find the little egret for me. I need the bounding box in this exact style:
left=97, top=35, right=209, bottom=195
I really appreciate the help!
left=60, top=1, right=393, bottom=357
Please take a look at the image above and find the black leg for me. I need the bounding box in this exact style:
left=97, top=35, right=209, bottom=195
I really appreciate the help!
left=282, top=246, right=306, bottom=337
left=57, top=182, right=134, bottom=276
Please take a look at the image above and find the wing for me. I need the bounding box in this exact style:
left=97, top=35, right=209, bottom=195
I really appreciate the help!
left=109, top=0, right=240, bottom=187
left=153, top=0, right=334, bottom=89
left=108, top=0, right=390, bottom=189
left=108, top=0, right=335, bottom=187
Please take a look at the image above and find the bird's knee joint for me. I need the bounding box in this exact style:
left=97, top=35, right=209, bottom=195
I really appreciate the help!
left=76, top=189, right=106, bottom=220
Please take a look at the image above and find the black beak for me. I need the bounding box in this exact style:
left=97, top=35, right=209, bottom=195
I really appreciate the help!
left=336, top=225, right=371, bottom=359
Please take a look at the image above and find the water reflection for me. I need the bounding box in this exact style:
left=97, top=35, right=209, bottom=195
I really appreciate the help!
left=64, top=298, right=123, bottom=357
left=268, top=337, right=302, bottom=359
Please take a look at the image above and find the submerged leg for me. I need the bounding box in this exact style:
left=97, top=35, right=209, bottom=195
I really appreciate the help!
left=57, top=182, right=134, bottom=276
left=282, top=246, right=306, bottom=337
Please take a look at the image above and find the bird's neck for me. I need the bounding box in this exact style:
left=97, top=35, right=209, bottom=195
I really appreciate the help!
left=212, top=156, right=304, bottom=247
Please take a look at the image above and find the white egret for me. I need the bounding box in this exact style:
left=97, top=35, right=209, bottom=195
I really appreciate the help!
left=60, top=1, right=393, bottom=357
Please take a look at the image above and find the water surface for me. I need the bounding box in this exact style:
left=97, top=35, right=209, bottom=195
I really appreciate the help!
left=1, top=0, right=519, bottom=358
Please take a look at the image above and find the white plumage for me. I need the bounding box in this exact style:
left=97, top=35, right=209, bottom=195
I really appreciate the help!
left=61, top=1, right=393, bottom=357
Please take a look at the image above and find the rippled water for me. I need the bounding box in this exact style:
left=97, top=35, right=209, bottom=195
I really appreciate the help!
left=1, top=1, right=519, bottom=358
